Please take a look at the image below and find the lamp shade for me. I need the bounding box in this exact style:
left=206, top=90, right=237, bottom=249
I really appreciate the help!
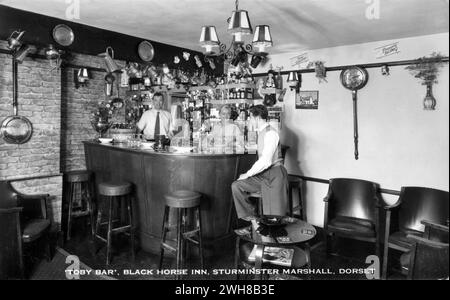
left=77, top=68, right=89, bottom=82
left=199, top=26, right=220, bottom=46
left=287, top=71, right=299, bottom=82
left=228, top=10, right=253, bottom=35
left=252, top=25, right=273, bottom=54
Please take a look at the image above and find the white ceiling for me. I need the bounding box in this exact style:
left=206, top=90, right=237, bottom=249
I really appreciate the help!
left=1, top=0, right=449, bottom=54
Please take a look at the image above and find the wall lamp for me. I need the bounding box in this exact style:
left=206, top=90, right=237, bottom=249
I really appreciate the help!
left=74, top=68, right=90, bottom=89
left=287, top=71, right=302, bottom=93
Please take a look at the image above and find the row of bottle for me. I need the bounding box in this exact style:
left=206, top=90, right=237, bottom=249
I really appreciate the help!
left=226, top=88, right=254, bottom=100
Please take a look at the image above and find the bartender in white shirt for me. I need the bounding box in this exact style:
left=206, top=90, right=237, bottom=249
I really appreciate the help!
left=231, top=105, right=288, bottom=228
left=137, top=92, right=173, bottom=141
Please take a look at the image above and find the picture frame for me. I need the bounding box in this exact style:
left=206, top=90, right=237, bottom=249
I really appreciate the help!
left=296, top=90, right=319, bottom=109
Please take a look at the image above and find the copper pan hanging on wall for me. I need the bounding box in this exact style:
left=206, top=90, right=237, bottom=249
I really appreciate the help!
left=0, top=58, right=33, bottom=144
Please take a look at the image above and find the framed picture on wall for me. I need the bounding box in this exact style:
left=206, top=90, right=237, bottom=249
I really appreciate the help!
left=296, top=91, right=319, bottom=109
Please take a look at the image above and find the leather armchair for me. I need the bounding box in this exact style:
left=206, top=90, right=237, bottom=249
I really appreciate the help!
left=0, top=181, right=52, bottom=279
left=323, top=178, right=381, bottom=258
left=382, top=186, right=449, bottom=279
left=399, top=220, right=449, bottom=279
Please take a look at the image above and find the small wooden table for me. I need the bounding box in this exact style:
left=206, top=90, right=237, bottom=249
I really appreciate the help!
left=234, top=216, right=316, bottom=279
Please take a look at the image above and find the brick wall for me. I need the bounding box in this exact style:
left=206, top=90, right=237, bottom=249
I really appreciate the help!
left=61, top=54, right=125, bottom=172
left=0, top=40, right=63, bottom=226
left=1, top=40, right=126, bottom=227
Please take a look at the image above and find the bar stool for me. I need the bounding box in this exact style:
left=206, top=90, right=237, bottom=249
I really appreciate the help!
left=248, top=175, right=305, bottom=219
left=288, top=175, right=306, bottom=221
left=64, top=170, right=95, bottom=241
left=94, top=181, right=135, bottom=266
left=159, top=190, right=204, bottom=276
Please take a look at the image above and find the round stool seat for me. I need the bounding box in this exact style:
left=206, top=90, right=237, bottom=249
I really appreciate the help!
left=64, top=170, right=91, bottom=183
left=98, top=181, right=132, bottom=197
left=165, top=190, right=201, bottom=208
left=288, top=175, right=302, bottom=185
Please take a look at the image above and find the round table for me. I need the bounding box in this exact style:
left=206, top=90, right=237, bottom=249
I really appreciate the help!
left=234, top=216, right=316, bottom=279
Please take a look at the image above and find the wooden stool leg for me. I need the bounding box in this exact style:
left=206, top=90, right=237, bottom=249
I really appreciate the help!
left=196, top=206, right=204, bottom=270
left=66, top=182, right=74, bottom=241
left=94, top=202, right=102, bottom=253
left=127, top=195, right=135, bottom=261
left=181, top=208, right=188, bottom=270
left=159, top=206, right=169, bottom=270
left=234, top=236, right=240, bottom=280
left=106, top=196, right=113, bottom=266
left=176, top=208, right=183, bottom=279
left=288, top=183, right=293, bottom=217
left=84, top=181, right=95, bottom=236
left=297, top=184, right=303, bottom=220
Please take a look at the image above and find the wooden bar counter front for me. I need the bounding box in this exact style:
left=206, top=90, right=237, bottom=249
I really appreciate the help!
left=83, top=141, right=256, bottom=256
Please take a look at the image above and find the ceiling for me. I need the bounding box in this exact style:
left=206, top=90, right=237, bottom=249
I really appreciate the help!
left=1, top=0, right=449, bottom=54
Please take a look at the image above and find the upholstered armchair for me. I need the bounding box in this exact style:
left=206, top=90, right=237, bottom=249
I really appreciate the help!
left=323, top=178, right=382, bottom=258
left=382, top=186, right=449, bottom=279
left=400, top=220, right=449, bottom=279
left=0, top=181, right=52, bottom=279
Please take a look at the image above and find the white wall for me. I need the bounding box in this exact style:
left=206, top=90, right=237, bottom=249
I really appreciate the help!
left=255, top=33, right=449, bottom=227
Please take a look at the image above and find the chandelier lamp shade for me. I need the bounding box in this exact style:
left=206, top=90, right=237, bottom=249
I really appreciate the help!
left=198, top=0, right=273, bottom=67
left=227, top=9, right=253, bottom=44
left=199, top=26, right=220, bottom=55
left=252, top=25, right=273, bottom=54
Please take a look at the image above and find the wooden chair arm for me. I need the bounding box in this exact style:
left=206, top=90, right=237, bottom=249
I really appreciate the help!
left=421, top=220, right=449, bottom=233
left=406, top=234, right=449, bottom=249
left=0, top=207, right=23, bottom=215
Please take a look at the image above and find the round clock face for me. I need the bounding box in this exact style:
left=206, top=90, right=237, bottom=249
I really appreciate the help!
left=340, top=67, right=368, bottom=90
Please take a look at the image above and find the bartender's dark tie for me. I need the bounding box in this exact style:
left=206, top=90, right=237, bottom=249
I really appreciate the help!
left=154, top=111, right=160, bottom=138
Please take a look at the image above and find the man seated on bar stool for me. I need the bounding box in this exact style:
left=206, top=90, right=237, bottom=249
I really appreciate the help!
left=137, top=92, right=173, bottom=141
left=231, top=105, right=289, bottom=231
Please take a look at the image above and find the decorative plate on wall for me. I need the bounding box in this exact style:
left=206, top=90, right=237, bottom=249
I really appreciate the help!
left=138, top=41, right=155, bottom=62
left=52, top=24, right=75, bottom=47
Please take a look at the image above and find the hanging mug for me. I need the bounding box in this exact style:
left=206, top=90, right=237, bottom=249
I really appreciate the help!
left=100, top=46, right=121, bottom=73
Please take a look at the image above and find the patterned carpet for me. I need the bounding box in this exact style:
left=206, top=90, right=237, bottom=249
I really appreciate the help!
left=30, top=247, right=115, bottom=280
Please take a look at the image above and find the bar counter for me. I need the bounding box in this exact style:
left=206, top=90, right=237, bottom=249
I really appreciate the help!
left=83, top=141, right=257, bottom=255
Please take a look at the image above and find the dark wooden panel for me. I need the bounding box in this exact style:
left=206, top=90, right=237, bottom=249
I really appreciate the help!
left=0, top=5, right=222, bottom=74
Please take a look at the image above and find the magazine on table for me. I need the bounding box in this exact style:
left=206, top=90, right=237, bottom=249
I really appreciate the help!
left=248, top=246, right=294, bottom=267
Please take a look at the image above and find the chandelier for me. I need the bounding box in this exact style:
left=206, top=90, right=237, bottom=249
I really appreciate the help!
left=199, top=0, right=273, bottom=69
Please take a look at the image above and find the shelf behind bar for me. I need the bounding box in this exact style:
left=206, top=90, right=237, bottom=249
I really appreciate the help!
left=252, top=57, right=449, bottom=77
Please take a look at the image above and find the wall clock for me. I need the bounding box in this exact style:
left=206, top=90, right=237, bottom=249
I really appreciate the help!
left=340, top=66, right=369, bottom=160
